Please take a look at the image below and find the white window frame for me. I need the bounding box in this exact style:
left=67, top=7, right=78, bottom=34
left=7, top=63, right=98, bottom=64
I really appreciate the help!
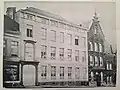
left=51, top=66, right=56, bottom=79
left=94, top=42, right=98, bottom=51
left=89, top=41, right=93, bottom=51
left=68, top=49, right=72, bottom=61
left=41, top=27, right=47, bottom=40
left=60, top=32, right=64, bottom=43
left=75, top=50, right=79, bottom=61
left=59, top=48, right=64, bottom=60
left=51, top=30, right=56, bottom=41
left=100, top=57, right=103, bottom=67
left=51, top=47, right=56, bottom=60
left=60, top=67, right=64, bottom=79
left=67, top=34, right=72, bottom=45
left=95, top=56, right=99, bottom=66
left=90, top=56, right=94, bottom=66
left=41, top=45, right=47, bottom=59
left=41, top=65, right=47, bottom=79
left=75, top=67, right=80, bottom=79
left=75, top=35, right=79, bottom=45
left=68, top=67, right=72, bottom=79
left=11, top=41, right=18, bottom=56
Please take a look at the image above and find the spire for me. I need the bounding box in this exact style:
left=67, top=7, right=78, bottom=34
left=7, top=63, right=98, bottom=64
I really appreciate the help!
left=93, top=8, right=99, bottom=22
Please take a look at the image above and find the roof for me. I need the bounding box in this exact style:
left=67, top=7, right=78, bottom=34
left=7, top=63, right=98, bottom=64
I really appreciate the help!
left=21, top=7, right=67, bottom=22
left=4, top=15, right=19, bottom=33
left=18, top=7, right=87, bottom=30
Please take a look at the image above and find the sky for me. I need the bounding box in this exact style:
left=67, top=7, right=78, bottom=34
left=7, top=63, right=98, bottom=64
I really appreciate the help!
left=4, top=1, right=116, bottom=50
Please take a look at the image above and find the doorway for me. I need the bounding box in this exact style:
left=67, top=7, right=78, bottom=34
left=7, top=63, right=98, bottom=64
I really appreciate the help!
left=23, top=65, right=35, bottom=86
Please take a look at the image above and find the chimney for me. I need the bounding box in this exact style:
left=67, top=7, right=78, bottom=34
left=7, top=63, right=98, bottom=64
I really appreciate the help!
left=79, top=24, right=82, bottom=27
left=6, top=7, right=16, bottom=20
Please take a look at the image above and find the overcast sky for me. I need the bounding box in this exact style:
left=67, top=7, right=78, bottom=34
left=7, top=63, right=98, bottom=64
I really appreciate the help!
left=4, top=1, right=116, bottom=50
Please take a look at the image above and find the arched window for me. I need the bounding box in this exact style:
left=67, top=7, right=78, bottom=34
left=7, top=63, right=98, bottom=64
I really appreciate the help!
left=107, top=63, right=109, bottom=70
left=101, top=72, right=103, bottom=82
left=91, top=72, right=94, bottom=81
left=94, top=42, right=98, bottom=51
left=89, top=42, right=93, bottom=51
left=90, top=56, right=94, bottom=66
left=110, top=63, right=112, bottom=70
left=100, top=57, right=103, bottom=66
left=95, top=56, right=98, bottom=66
left=99, top=43, right=102, bottom=52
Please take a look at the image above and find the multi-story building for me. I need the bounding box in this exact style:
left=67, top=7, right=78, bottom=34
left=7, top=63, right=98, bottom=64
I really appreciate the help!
left=104, top=41, right=116, bottom=86
left=88, top=12, right=117, bottom=87
left=7, top=7, right=89, bottom=86
left=88, top=12, right=106, bottom=86
left=3, top=7, right=20, bottom=87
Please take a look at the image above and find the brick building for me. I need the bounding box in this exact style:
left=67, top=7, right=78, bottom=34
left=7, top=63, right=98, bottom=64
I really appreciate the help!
left=3, top=7, right=20, bottom=87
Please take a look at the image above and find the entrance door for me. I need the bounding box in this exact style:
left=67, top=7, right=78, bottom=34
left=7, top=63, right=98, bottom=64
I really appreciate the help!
left=23, top=65, right=35, bottom=86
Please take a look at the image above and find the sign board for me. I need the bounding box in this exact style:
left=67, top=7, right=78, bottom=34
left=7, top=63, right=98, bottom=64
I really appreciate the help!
left=4, top=62, right=19, bottom=82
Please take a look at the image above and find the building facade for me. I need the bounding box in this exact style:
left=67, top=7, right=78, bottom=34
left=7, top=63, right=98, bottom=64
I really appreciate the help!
left=88, top=13, right=106, bottom=86
left=88, top=12, right=116, bottom=87
left=104, top=41, right=117, bottom=86
left=12, top=7, right=88, bottom=86
left=3, top=8, right=20, bottom=87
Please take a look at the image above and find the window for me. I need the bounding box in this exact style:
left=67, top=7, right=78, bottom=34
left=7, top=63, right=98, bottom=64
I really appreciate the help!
left=51, top=66, right=56, bottom=79
left=82, top=51, right=86, bottom=62
left=41, top=66, right=47, bottom=79
left=41, top=28, right=47, bottom=40
left=11, top=41, right=18, bottom=56
left=51, top=47, right=56, bottom=59
left=75, top=50, right=79, bottom=61
left=68, top=49, right=72, bottom=61
left=59, top=22, right=66, bottom=29
left=68, top=67, right=72, bottom=79
left=83, top=68, right=87, bottom=79
left=100, top=57, right=103, bottom=66
left=60, top=67, right=64, bottom=79
left=41, top=17, right=49, bottom=25
left=90, top=56, right=94, bottom=66
left=107, top=63, right=109, bottom=70
left=94, top=42, right=98, bottom=51
left=107, top=76, right=110, bottom=83
left=36, top=16, right=41, bottom=22
left=110, top=76, right=112, bottom=83
left=101, top=72, right=103, bottom=82
left=75, top=67, right=80, bottom=79
left=51, top=30, right=56, bottom=41
left=25, top=43, right=34, bottom=61
left=50, top=20, right=58, bottom=27
left=41, top=45, right=47, bottom=59
left=3, top=39, right=6, bottom=55
left=110, top=63, right=112, bottom=70
left=75, top=36, right=79, bottom=45
left=95, top=56, right=99, bottom=66
left=27, top=25, right=33, bottom=37
left=59, top=48, right=64, bottom=60
left=67, top=34, right=72, bottom=45
left=89, top=42, right=93, bottom=51
left=94, top=26, right=97, bottom=34
left=82, top=37, right=86, bottom=48
left=99, top=43, right=102, bottom=52
left=66, top=24, right=71, bottom=30
left=27, top=14, right=33, bottom=20
left=60, top=32, right=64, bottom=43
left=91, top=72, right=94, bottom=81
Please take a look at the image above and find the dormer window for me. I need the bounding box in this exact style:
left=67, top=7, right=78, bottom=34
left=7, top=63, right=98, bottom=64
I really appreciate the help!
left=27, top=14, right=33, bottom=20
